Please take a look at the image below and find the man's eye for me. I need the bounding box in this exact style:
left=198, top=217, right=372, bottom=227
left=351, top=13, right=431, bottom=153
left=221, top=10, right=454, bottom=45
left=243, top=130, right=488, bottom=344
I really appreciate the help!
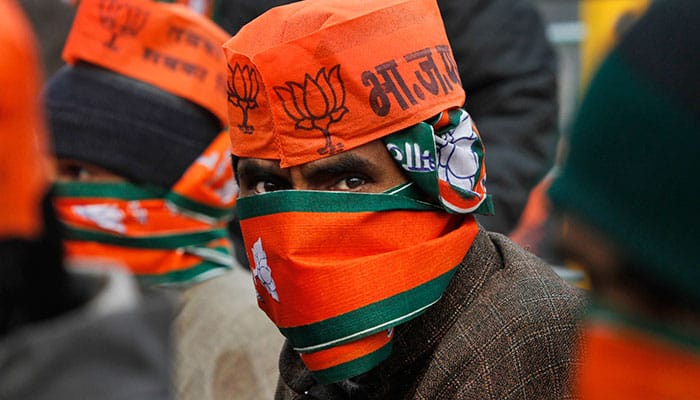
left=332, top=176, right=367, bottom=191
left=254, top=180, right=288, bottom=194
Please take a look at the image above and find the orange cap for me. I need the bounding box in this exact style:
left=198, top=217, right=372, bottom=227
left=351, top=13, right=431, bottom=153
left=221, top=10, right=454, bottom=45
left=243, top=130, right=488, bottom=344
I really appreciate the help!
left=223, top=0, right=465, bottom=167
left=63, top=0, right=230, bottom=125
left=0, top=0, right=50, bottom=239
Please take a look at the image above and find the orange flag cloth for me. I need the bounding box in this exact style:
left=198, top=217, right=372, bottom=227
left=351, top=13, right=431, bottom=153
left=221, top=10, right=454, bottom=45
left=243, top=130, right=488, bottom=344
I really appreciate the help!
left=54, top=132, right=237, bottom=285
left=576, top=302, right=700, bottom=399
left=223, top=0, right=466, bottom=167
left=63, top=0, right=230, bottom=125
left=0, top=0, right=50, bottom=239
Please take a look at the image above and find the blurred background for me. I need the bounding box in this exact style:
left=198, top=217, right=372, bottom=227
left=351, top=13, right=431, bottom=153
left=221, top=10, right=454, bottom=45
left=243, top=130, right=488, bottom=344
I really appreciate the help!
left=19, top=0, right=652, bottom=133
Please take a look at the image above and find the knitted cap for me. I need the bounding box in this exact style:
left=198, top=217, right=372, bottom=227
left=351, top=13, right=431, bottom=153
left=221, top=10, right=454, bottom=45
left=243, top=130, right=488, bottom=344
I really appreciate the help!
left=46, top=64, right=220, bottom=188
left=46, top=0, right=230, bottom=189
left=549, top=0, right=700, bottom=303
left=0, top=0, right=50, bottom=239
left=223, top=0, right=465, bottom=167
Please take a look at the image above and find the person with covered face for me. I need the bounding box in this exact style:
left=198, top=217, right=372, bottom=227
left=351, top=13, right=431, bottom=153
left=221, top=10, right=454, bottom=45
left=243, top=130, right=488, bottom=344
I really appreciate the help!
left=43, top=0, right=283, bottom=398
left=223, top=0, right=584, bottom=398
left=548, top=0, right=700, bottom=397
left=0, top=1, right=174, bottom=398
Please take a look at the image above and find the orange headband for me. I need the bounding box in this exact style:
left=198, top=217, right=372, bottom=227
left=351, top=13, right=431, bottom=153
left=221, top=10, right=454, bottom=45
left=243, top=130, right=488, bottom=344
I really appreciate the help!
left=223, top=0, right=465, bottom=167
left=0, top=0, right=50, bottom=239
left=63, top=0, right=230, bottom=125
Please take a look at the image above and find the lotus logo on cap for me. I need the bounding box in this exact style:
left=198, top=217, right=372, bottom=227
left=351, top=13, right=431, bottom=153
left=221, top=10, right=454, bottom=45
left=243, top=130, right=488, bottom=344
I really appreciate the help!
left=274, top=65, right=349, bottom=156
left=99, top=0, right=149, bottom=50
left=227, top=62, right=260, bottom=134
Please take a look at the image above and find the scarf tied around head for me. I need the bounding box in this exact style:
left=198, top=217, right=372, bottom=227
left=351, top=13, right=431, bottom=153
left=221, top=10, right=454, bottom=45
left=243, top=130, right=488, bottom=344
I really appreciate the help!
left=237, top=108, right=492, bottom=383
left=225, top=0, right=493, bottom=382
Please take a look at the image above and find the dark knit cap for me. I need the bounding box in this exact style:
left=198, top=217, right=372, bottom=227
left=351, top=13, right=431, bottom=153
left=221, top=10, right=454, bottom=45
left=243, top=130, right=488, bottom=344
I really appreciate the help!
left=549, top=0, right=700, bottom=304
left=45, top=63, right=221, bottom=189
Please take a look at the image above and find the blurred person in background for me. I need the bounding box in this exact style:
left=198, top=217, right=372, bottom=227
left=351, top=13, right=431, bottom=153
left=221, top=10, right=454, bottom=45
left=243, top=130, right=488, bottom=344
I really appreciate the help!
left=43, top=0, right=282, bottom=398
left=548, top=0, right=700, bottom=397
left=0, top=1, right=174, bottom=398
left=510, top=0, right=654, bottom=288
left=225, top=0, right=583, bottom=398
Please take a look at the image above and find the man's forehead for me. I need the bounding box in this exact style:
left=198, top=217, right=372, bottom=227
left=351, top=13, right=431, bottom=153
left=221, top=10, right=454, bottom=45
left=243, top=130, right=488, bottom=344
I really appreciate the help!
left=236, top=140, right=393, bottom=175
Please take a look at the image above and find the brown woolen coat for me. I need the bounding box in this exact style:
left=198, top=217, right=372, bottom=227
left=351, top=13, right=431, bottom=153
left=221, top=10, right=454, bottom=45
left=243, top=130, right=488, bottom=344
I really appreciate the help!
left=276, top=230, right=585, bottom=399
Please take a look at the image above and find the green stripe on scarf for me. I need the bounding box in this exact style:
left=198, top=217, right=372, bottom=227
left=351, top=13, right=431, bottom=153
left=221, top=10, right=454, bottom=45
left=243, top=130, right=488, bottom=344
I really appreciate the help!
left=165, top=192, right=235, bottom=220
left=53, top=181, right=166, bottom=199
left=280, top=266, right=457, bottom=351
left=138, top=259, right=231, bottom=286
left=237, top=190, right=439, bottom=220
left=312, top=342, right=393, bottom=385
left=587, top=300, right=700, bottom=353
left=62, top=225, right=229, bottom=249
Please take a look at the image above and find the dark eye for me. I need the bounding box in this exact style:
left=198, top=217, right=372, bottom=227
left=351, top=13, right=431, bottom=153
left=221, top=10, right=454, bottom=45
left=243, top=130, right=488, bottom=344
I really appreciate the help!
left=331, top=176, right=367, bottom=191
left=253, top=180, right=290, bottom=194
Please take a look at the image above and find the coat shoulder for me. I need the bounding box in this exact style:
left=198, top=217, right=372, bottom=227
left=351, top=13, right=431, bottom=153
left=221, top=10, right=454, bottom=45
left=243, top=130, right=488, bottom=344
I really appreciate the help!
left=414, top=232, right=585, bottom=400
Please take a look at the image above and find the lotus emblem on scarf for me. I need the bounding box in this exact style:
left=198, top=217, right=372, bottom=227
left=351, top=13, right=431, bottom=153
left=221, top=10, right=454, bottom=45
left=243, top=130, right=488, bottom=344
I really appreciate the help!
left=227, top=62, right=260, bottom=134
left=436, top=113, right=481, bottom=193
left=273, top=65, right=348, bottom=155
left=72, top=204, right=127, bottom=234
left=252, top=238, right=279, bottom=302
left=99, top=0, right=149, bottom=50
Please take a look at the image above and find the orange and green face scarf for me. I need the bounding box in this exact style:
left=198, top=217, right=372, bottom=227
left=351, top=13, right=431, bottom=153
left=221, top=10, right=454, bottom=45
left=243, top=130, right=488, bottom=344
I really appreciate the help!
left=53, top=133, right=238, bottom=286
left=236, top=184, right=480, bottom=383
left=576, top=301, right=700, bottom=399
left=235, top=108, right=491, bottom=383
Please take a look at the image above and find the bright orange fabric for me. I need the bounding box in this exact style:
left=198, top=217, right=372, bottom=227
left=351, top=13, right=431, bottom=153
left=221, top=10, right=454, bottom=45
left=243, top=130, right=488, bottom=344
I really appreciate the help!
left=54, top=132, right=236, bottom=279
left=63, top=237, right=230, bottom=275
left=223, top=0, right=465, bottom=167
left=300, top=330, right=392, bottom=372
left=171, top=131, right=238, bottom=209
left=576, top=323, right=700, bottom=399
left=0, top=0, right=50, bottom=239
left=243, top=210, right=474, bottom=328
left=63, top=0, right=230, bottom=125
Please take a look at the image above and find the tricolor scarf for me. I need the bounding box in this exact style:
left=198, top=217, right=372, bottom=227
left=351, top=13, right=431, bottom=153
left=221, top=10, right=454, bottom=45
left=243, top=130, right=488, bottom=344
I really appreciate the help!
left=53, top=133, right=238, bottom=286
left=576, top=302, right=700, bottom=399
left=383, top=108, right=492, bottom=214
left=236, top=109, right=491, bottom=383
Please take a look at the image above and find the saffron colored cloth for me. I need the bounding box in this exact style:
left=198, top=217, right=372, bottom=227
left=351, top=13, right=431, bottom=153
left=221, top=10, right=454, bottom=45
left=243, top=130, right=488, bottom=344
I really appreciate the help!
left=53, top=132, right=238, bottom=286
left=0, top=0, right=50, bottom=239
left=275, top=230, right=585, bottom=399
left=63, top=0, right=230, bottom=125
left=576, top=303, right=700, bottom=399
left=223, top=0, right=465, bottom=167
left=237, top=187, right=479, bottom=383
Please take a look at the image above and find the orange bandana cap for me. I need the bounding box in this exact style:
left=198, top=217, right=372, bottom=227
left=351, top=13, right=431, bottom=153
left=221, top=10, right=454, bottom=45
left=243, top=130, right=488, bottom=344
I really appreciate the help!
left=0, top=0, right=51, bottom=239
left=223, top=0, right=466, bottom=167
left=63, top=0, right=230, bottom=126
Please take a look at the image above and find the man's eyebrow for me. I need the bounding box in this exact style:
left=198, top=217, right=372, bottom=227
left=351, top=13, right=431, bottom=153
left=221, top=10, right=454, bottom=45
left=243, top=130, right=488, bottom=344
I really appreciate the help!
left=300, top=153, right=374, bottom=182
left=236, top=159, right=283, bottom=181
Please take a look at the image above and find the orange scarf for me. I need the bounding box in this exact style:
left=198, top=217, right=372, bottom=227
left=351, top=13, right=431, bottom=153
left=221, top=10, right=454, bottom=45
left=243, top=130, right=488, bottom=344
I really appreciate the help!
left=53, top=133, right=237, bottom=286
left=576, top=303, right=700, bottom=399
left=237, top=185, right=479, bottom=383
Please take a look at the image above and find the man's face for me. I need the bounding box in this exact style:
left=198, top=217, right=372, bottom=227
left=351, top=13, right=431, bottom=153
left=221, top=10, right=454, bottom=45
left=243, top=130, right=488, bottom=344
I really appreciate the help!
left=237, top=139, right=407, bottom=197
